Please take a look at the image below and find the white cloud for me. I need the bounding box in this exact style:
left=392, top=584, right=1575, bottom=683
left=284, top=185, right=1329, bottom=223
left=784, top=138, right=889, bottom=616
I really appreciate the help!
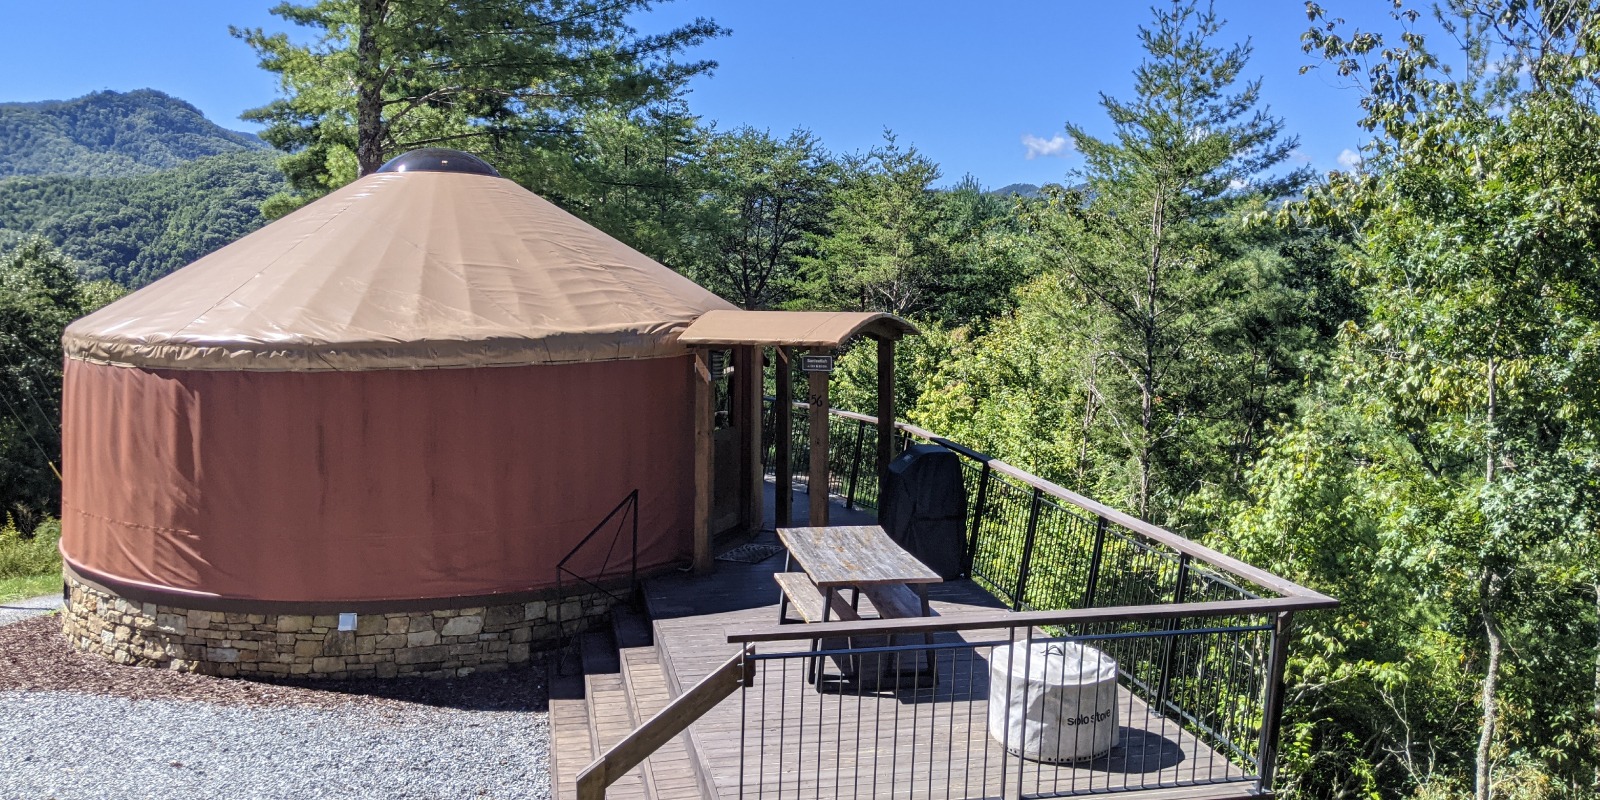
left=1022, top=133, right=1072, bottom=160
left=1337, top=148, right=1363, bottom=170
left=1485, top=58, right=1532, bottom=80
left=1289, top=148, right=1313, bottom=166
left=1228, top=178, right=1248, bottom=191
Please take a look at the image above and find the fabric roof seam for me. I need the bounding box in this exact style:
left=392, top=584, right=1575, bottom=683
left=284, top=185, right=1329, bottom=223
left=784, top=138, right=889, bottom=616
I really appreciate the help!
left=61, top=349, right=695, bottom=372
left=162, top=194, right=349, bottom=344
left=331, top=179, right=536, bottom=330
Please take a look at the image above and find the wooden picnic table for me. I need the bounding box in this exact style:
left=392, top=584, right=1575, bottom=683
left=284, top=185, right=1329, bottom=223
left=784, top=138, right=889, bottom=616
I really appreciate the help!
left=776, top=525, right=943, bottom=688
left=777, top=524, right=941, bottom=620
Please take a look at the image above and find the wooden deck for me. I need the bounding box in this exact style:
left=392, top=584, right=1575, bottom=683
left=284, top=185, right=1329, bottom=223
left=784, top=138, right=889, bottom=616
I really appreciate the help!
left=622, top=480, right=1264, bottom=800
left=560, top=480, right=1260, bottom=800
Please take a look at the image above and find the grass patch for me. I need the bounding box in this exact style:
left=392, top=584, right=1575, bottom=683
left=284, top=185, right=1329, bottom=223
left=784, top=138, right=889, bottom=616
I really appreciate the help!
left=0, top=573, right=60, bottom=604
left=0, top=517, right=61, bottom=603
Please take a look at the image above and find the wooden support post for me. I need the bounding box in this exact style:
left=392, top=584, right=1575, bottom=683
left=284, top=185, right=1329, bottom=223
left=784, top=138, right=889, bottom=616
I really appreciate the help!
left=730, top=346, right=748, bottom=530
left=774, top=347, right=793, bottom=527
left=808, top=361, right=830, bottom=527
left=877, top=336, right=896, bottom=492
left=692, top=349, right=714, bottom=574
left=735, top=346, right=763, bottom=533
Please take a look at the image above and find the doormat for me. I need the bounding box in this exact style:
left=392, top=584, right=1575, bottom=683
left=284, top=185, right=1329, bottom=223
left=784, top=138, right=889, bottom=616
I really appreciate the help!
left=716, top=542, right=785, bottom=564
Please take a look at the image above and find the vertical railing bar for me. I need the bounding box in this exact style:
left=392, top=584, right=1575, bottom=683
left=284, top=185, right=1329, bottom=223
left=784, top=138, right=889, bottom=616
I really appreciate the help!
left=964, top=461, right=992, bottom=578
left=1256, top=611, right=1293, bottom=795
left=1013, top=487, right=1044, bottom=612
left=946, top=643, right=957, bottom=800
left=909, top=639, right=920, bottom=799
left=1014, top=626, right=1034, bottom=800
left=834, top=648, right=845, bottom=800
left=815, top=652, right=826, bottom=800
left=890, top=643, right=901, bottom=799
left=758, top=659, right=767, bottom=800
left=778, top=657, right=788, bottom=800
left=1083, top=515, right=1107, bottom=609
left=968, top=644, right=981, bottom=800
left=1188, top=633, right=1202, bottom=785
left=997, top=627, right=1012, bottom=799
left=853, top=640, right=865, bottom=800
left=1156, top=553, right=1192, bottom=711
left=739, top=651, right=749, bottom=800
left=845, top=419, right=866, bottom=509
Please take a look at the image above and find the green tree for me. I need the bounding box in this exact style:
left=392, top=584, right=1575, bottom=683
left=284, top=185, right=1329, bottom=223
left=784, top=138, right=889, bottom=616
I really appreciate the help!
left=548, top=104, right=706, bottom=267
left=234, top=0, right=724, bottom=216
left=797, top=134, right=1026, bottom=329
left=684, top=126, right=835, bottom=309
left=929, top=175, right=1033, bottom=329
left=0, top=239, right=123, bottom=518
left=798, top=132, right=947, bottom=317
left=1006, top=0, right=1307, bottom=522
left=0, top=152, right=284, bottom=286
left=1222, top=3, right=1600, bottom=796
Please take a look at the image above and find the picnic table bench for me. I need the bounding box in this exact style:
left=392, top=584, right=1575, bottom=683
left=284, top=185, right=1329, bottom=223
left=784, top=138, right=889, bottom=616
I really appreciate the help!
left=773, top=525, right=942, bottom=688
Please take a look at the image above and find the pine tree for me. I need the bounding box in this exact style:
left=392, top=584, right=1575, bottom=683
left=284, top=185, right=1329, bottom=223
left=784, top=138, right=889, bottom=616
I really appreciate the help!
left=234, top=0, right=724, bottom=216
left=1031, top=0, right=1305, bottom=521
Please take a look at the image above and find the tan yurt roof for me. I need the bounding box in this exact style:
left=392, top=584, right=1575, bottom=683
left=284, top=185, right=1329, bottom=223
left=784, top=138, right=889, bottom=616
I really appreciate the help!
left=64, top=151, right=737, bottom=372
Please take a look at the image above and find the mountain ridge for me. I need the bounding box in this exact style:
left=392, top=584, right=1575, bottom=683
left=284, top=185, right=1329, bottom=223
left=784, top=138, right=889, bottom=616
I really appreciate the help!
left=0, top=89, right=265, bottom=179
left=0, top=90, right=282, bottom=284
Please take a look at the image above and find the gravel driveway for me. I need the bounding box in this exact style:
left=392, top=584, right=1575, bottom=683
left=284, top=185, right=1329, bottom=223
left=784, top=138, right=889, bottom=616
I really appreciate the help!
left=0, top=617, right=553, bottom=800
left=0, top=593, right=62, bottom=628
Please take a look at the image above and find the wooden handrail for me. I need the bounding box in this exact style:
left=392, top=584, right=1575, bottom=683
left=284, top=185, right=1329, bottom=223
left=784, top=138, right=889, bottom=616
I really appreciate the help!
left=724, top=595, right=1336, bottom=644
left=774, top=399, right=1336, bottom=604
left=575, top=646, right=753, bottom=800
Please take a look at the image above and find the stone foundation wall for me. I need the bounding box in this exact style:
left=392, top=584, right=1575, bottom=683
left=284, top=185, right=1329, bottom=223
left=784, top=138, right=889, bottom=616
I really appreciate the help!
left=61, top=575, right=617, bottom=679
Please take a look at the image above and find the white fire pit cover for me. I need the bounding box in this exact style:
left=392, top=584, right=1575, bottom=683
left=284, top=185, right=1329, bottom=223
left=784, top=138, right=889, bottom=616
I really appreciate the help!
left=988, top=641, right=1120, bottom=762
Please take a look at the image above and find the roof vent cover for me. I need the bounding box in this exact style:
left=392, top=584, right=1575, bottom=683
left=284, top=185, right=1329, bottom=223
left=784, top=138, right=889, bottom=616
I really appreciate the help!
left=376, top=148, right=500, bottom=177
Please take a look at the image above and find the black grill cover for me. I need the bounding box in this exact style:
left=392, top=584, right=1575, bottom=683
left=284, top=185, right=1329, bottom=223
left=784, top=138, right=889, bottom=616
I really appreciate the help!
left=880, top=444, right=969, bottom=579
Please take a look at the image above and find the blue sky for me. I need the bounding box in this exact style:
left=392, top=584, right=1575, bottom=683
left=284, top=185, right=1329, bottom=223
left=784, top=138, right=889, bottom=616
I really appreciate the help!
left=0, top=2, right=1444, bottom=188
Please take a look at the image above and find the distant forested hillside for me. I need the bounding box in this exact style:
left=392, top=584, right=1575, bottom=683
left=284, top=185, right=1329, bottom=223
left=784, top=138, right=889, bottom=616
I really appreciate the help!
left=0, top=89, right=262, bottom=178
left=0, top=151, right=282, bottom=286
left=0, top=90, right=282, bottom=285
left=986, top=182, right=1040, bottom=198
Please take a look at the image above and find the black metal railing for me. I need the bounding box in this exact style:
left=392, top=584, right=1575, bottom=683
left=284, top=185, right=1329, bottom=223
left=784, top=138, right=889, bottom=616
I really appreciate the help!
left=753, top=399, right=1336, bottom=796
left=761, top=400, right=1277, bottom=611
left=579, top=403, right=1331, bottom=799
left=553, top=489, right=640, bottom=661
left=723, top=597, right=1321, bottom=800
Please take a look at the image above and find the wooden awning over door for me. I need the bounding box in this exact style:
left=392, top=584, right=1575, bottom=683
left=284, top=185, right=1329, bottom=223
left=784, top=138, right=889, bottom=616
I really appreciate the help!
left=679, top=309, right=919, bottom=559
left=678, top=310, right=918, bottom=347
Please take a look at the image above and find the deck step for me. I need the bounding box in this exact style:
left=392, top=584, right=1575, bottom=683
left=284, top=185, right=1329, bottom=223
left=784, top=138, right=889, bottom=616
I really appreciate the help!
left=553, top=608, right=714, bottom=800
left=581, top=629, right=651, bottom=800
left=613, top=605, right=710, bottom=800
left=620, top=642, right=707, bottom=799
left=547, top=647, right=594, bottom=800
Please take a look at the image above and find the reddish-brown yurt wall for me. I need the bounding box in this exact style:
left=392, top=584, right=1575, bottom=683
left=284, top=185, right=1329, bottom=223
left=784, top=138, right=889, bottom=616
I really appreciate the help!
left=60, top=356, right=693, bottom=605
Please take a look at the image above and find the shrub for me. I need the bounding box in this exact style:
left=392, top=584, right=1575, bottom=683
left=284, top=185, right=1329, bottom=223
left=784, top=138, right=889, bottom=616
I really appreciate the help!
left=0, top=515, right=61, bottom=580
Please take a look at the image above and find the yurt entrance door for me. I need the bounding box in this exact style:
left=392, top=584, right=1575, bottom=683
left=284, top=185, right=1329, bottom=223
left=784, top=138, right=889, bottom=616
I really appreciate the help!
left=692, top=346, right=766, bottom=573
left=711, top=425, right=741, bottom=533
left=710, top=346, right=757, bottom=537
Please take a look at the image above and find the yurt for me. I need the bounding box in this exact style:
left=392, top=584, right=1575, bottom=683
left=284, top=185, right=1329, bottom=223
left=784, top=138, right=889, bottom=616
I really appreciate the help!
left=57, top=149, right=738, bottom=678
